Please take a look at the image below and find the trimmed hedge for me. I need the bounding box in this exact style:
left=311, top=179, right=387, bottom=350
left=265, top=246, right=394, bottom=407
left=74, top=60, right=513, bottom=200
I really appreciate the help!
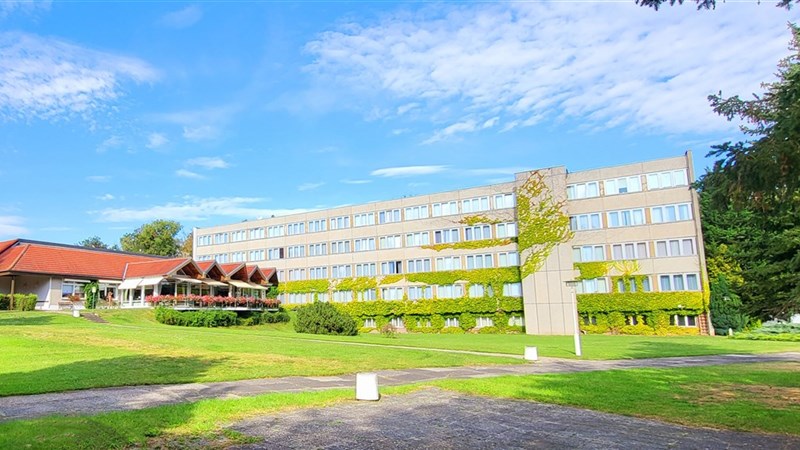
left=0, top=294, right=37, bottom=311
left=294, top=301, right=358, bottom=336
left=154, top=307, right=238, bottom=328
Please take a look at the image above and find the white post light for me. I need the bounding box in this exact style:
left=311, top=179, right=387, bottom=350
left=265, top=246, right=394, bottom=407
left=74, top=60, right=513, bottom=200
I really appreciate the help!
left=565, top=280, right=582, bottom=358
left=524, top=346, right=539, bottom=361
left=355, top=372, right=380, bottom=401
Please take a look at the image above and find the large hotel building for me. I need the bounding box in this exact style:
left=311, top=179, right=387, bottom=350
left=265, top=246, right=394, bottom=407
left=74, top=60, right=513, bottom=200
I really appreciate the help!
left=193, top=153, right=709, bottom=335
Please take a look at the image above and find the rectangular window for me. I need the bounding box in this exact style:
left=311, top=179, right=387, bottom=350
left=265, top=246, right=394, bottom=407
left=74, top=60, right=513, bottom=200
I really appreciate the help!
left=197, top=235, right=212, bottom=246
left=309, top=266, right=328, bottom=280
left=267, top=226, right=284, bottom=238
left=498, top=252, right=520, bottom=267
left=267, top=248, right=284, bottom=260
left=432, top=201, right=458, bottom=217
left=331, top=265, right=352, bottom=279
left=287, top=268, right=305, bottom=281
left=651, top=203, right=692, bottom=224
left=466, top=254, right=493, bottom=269
left=493, top=193, right=515, bottom=209
left=407, top=258, right=432, bottom=273
left=611, top=242, right=648, bottom=260
left=607, top=208, right=645, bottom=228
left=354, top=238, right=376, bottom=252
left=231, top=250, right=245, bottom=262
left=604, top=176, right=642, bottom=196
left=286, top=293, right=309, bottom=305
left=358, top=289, right=377, bottom=301
left=404, top=205, right=429, bottom=220
left=378, top=209, right=401, bottom=224
left=572, top=245, right=605, bottom=262
left=330, top=240, right=351, bottom=254
left=659, top=273, right=700, bottom=291
left=576, top=278, right=608, bottom=294
left=405, top=232, right=430, bottom=247
left=408, top=286, right=433, bottom=300
left=213, top=233, right=228, bottom=244
left=379, top=235, right=402, bottom=249
left=655, top=238, right=696, bottom=257
left=436, top=256, right=461, bottom=271
left=570, top=213, right=602, bottom=231
left=444, top=317, right=460, bottom=328
left=496, top=222, right=517, bottom=238
left=468, top=284, right=485, bottom=298
left=671, top=315, right=697, bottom=327
left=249, top=228, right=265, bottom=240
left=476, top=317, right=494, bottom=328
left=566, top=181, right=600, bottom=200
left=502, top=282, right=522, bottom=297
left=287, top=222, right=305, bottom=236
left=437, top=284, right=464, bottom=299
left=287, top=245, right=305, bottom=258
left=464, top=225, right=491, bottom=241
left=646, top=169, right=689, bottom=190
left=364, top=318, right=376, bottom=328
left=308, top=219, right=327, bottom=233
left=231, top=230, right=246, bottom=242
left=308, top=243, right=327, bottom=257
left=216, top=253, right=229, bottom=263
left=249, top=250, right=265, bottom=261
left=330, top=215, right=351, bottom=230
left=461, top=196, right=490, bottom=213
left=355, top=263, right=377, bottom=277
left=434, top=228, right=460, bottom=244
left=381, top=287, right=403, bottom=301
left=353, top=212, right=375, bottom=227
left=332, top=291, right=353, bottom=303
left=380, top=261, right=403, bottom=275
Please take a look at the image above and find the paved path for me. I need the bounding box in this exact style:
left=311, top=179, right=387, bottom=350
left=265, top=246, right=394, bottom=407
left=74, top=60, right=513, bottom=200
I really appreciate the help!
left=0, top=352, right=797, bottom=422
left=231, top=388, right=800, bottom=450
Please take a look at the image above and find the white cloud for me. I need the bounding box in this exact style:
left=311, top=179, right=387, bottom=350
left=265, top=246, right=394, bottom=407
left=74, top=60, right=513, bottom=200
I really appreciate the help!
left=86, top=175, right=111, bottom=183
left=0, top=1, right=50, bottom=18
left=371, top=165, right=448, bottom=177
left=0, top=31, right=158, bottom=121
left=396, top=102, right=419, bottom=115
left=391, top=128, right=410, bottom=136
left=158, top=5, right=203, bottom=29
left=175, top=169, right=205, bottom=179
left=341, top=179, right=372, bottom=185
left=91, top=197, right=311, bottom=223
left=183, top=125, right=220, bottom=141
left=298, top=182, right=325, bottom=191
left=146, top=132, right=168, bottom=149
left=305, top=4, right=797, bottom=138
left=0, top=216, right=27, bottom=237
left=186, top=156, right=229, bottom=169
left=96, top=136, right=123, bottom=153
left=97, top=194, right=115, bottom=201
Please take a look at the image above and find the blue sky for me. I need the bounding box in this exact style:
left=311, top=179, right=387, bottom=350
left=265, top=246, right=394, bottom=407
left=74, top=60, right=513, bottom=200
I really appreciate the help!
left=0, top=1, right=796, bottom=245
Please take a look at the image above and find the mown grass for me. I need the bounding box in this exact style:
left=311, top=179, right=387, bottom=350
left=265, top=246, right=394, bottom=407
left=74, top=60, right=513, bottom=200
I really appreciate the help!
left=0, top=363, right=796, bottom=449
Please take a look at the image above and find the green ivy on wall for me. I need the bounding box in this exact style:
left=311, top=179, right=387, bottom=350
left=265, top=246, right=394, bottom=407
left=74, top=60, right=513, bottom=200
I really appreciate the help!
left=335, top=296, right=524, bottom=318
left=278, top=280, right=329, bottom=294
left=577, top=291, right=705, bottom=315
left=516, top=171, right=573, bottom=278
left=422, top=238, right=514, bottom=252
left=574, top=262, right=610, bottom=280
left=334, top=277, right=377, bottom=292
left=459, top=215, right=503, bottom=226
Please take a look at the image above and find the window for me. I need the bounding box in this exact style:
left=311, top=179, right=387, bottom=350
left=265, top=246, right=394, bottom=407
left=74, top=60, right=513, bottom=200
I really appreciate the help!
left=308, top=243, right=327, bottom=257
left=330, top=215, right=350, bottom=230
left=468, top=284, right=485, bottom=298
left=381, top=287, right=403, bottom=300
left=330, top=240, right=351, bottom=254
left=286, top=293, right=309, bottom=304
left=508, top=315, right=524, bottom=327
left=354, top=212, right=375, bottom=227
left=390, top=317, right=405, bottom=328
left=332, top=291, right=353, bottom=303
left=61, top=281, right=84, bottom=299
left=308, top=219, right=327, bottom=233
left=569, top=213, right=602, bottom=231
left=331, top=265, right=352, bottom=278
left=354, top=238, right=376, bottom=252
left=611, top=242, right=649, bottom=260
left=317, top=293, right=330, bottom=303
left=476, top=317, right=494, bottom=328
left=572, top=245, right=605, bottom=262
left=378, top=209, right=401, bottom=224
left=466, top=254, right=493, bottom=269
left=267, top=225, right=284, bottom=238
left=496, top=222, right=517, bottom=238
left=287, top=222, right=305, bottom=235
left=494, top=193, right=515, bottom=209
left=287, top=268, right=305, bottom=281
left=216, top=253, right=229, bottom=263
left=379, top=235, right=402, bottom=249
left=408, top=286, right=433, bottom=300
left=213, top=233, right=228, bottom=244
left=671, top=315, right=698, bottom=327
left=231, top=230, right=246, bottom=242
left=355, top=263, right=377, bottom=277
left=651, top=203, right=692, bottom=224
left=576, top=278, right=608, bottom=294
left=309, top=267, right=327, bottom=280
left=607, top=208, right=645, bottom=228
left=498, top=252, right=520, bottom=267
left=405, top=232, right=430, bottom=247
left=566, top=181, right=600, bottom=200
left=287, top=245, right=305, bottom=258
left=647, top=169, right=689, bottom=190
left=438, top=285, right=464, bottom=299
left=434, top=228, right=460, bottom=244
left=444, top=317, right=460, bottom=328
left=464, top=225, right=491, bottom=241
left=359, top=289, right=377, bottom=301
left=604, top=176, right=642, bottom=196
left=249, top=228, right=265, bottom=240
left=436, top=256, right=461, bottom=271
left=381, top=261, right=403, bottom=275
left=407, top=258, right=432, bottom=273
left=462, top=196, right=490, bottom=213
left=616, top=276, right=651, bottom=293
left=659, top=273, right=700, bottom=291
left=655, top=238, right=696, bottom=257
left=231, top=251, right=245, bottom=262
left=364, top=318, right=376, bottom=328
left=197, top=235, right=212, bottom=246
left=404, top=205, right=429, bottom=220
left=267, top=248, right=284, bottom=260
left=503, top=282, right=522, bottom=297
left=249, top=250, right=265, bottom=261
left=432, top=201, right=458, bottom=217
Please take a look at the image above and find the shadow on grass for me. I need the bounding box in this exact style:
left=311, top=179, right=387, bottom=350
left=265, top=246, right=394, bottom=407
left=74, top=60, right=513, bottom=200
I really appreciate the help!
left=0, top=314, right=55, bottom=326
left=0, top=354, right=227, bottom=397
left=615, top=338, right=741, bottom=360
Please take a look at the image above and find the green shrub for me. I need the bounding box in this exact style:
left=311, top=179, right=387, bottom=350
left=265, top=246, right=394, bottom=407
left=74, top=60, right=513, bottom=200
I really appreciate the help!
left=477, top=326, right=500, bottom=334
left=440, top=326, right=465, bottom=334
left=154, top=307, right=238, bottom=327
left=459, top=312, right=476, bottom=331
left=359, top=327, right=377, bottom=334
left=294, top=301, right=358, bottom=336
left=260, top=310, right=290, bottom=324
left=0, top=294, right=37, bottom=311
left=607, top=312, right=626, bottom=333
left=647, top=311, right=670, bottom=332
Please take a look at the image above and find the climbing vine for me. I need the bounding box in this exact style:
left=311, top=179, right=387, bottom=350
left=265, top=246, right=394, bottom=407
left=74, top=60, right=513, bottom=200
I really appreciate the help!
left=278, top=280, right=329, bottom=294
left=516, top=171, right=573, bottom=277
left=577, top=292, right=704, bottom=314
left=334, top=277, right=377, bottom=293
left=459, top=215, right=502, bottom=226
left=574, top=262, right=610, bottom=280
left=422, top=238, right=514, bottom=252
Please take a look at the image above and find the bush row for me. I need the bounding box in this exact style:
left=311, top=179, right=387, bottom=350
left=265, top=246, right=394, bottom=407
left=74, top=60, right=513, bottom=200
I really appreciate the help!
left=154, top=307, right=290, bottom=328
left=580, top=311, right=700, bottom=335
left=730, top=322, right=800, bottom=341
left=0, top=294, right=37, bottom=311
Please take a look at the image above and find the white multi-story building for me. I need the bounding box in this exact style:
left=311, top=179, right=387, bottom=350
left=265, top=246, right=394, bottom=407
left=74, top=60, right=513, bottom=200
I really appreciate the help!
left=194, top=153, right=709, bottom=335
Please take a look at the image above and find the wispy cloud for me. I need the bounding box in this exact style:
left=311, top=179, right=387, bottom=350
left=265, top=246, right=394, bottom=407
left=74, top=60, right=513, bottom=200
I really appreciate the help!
left=341, top=179, right=372, bottom=185
left=96, top=194, right=115, bottom=201
left=298, top=182, right=325, bottom=191
left=86, top=175, right=111, bottom=183
left=146, top=132, right=168, bottom=149
left=175, top=169, right=204, bottom=179
left=371, top=165, right=448, bottom=178
left=91, top=197, right=311, bottom=223
left=186, top=156, right=229, bottom=170
left=0, top=1, right=50, bottom=18
left=306, top=4, right=794, bottom=138
left=183, top=125, right=220, bottom=141
left=0, top=31, right=158, bottom=122
left=0, top=216, right=27, bottom=237
left=158, top=5, right=203, bottom=29
left=96, top=136, right=123, bottom=154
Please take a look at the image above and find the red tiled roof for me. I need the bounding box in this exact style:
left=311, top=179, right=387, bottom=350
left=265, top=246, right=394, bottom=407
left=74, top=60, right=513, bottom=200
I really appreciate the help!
left=0, top=241, right=160, bottom=280
left=196, top=261, right=215, bottom=272
left=219, top=262, right=245, bottom=276
left=124, top=258, right=194, bottom=278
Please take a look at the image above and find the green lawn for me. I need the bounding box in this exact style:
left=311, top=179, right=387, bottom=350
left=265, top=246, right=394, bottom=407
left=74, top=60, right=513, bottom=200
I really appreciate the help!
left=0, top=363, right=796, bottom=449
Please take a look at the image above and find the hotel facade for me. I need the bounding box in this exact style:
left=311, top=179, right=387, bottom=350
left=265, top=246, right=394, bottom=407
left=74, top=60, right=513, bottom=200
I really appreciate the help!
left=193, top=153, right=710, bottom=335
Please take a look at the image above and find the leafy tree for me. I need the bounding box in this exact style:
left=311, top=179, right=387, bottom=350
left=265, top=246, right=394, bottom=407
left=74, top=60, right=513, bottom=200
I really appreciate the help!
left=709, top=275, right=748, bottom=335
left=179, top=231, right=193, bottom=257
left=120, top=220, right=183, bottom=257
left=77, top=236, right=115, bottom=250
left=636, top=0, right=796, bottom=10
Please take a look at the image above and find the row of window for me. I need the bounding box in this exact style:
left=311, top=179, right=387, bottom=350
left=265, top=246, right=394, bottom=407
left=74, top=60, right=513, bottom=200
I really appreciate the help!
left=575, top=273, right=700, bottom=294
left=572, top=238, right=697, bottom=262
left=567, top=169, right=688, bottom=200
left=583, top=314, right=697, bottom=328
left=197, top=194, right=516, bottom=246
left=363, top=315, right=524, bottom=329
left=279, top=252, right=521, bottom=281
left=570, top=203, right=692, bottom=231
left=281, top=282, right=524, bottom=304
